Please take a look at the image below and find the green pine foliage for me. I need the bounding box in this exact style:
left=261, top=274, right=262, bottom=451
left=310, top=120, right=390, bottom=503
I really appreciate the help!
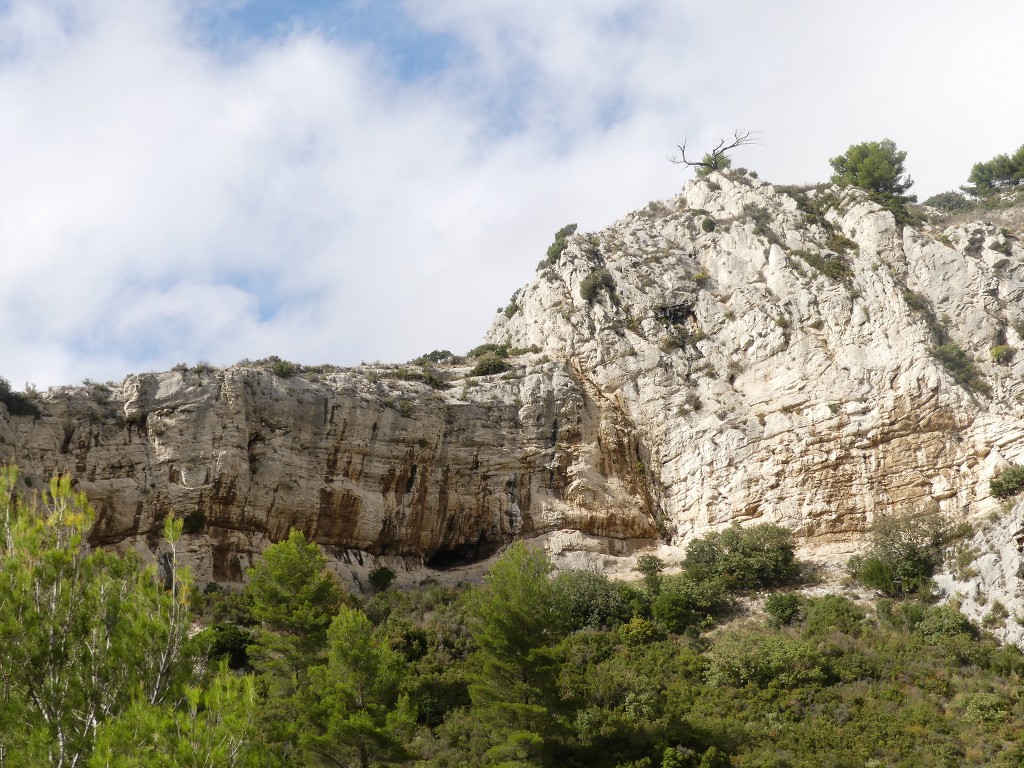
left=829, top=138, right=918, bottom=223
left=964, top=144, right=1024, bottom=196
left=991, top=465, right=1024, bottom=499
left=5, top=469, right=1024, bottom=766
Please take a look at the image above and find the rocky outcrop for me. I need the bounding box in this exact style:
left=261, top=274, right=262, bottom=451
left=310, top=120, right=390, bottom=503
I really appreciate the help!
left=0, top=361, right=659, bottom=584
left=3, top=172, right=1024, bottom=594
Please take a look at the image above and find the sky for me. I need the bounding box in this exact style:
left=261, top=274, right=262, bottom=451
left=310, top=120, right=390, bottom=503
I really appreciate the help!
left=2, top=0, right=1023, bottom=390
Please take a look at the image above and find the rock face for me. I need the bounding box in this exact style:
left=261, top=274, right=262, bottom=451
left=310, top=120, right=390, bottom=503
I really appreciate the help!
left=3, top=172, right=1024, bottom=601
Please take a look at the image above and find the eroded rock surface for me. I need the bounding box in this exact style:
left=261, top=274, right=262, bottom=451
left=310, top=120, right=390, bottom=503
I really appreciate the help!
left=3, top=173, right=1024, bottom=590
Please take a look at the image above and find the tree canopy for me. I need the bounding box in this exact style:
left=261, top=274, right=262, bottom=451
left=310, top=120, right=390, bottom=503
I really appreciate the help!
left=964, top=144, right=1024, bottom=196
left=829, top=139, right=916, bottom=199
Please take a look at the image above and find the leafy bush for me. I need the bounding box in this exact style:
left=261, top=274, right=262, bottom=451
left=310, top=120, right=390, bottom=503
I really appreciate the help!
left=651, top=574, right=730, bottom=633
left=544, top=223, right=578, bottom=265
left=802, top=595, right=865, bottom=637
left=469, top=355, right=510, bottom=377
left=847, top=513, right=959, bottom=597
left=413, top=350, right=454, bottom=365
left=793, top=249, right=853, bottom=283
left=552, top=570, right=639, bottom=632
left=181, top=511, right=206, bottom=534
left=270, top=358, right=298, bottom=378
left=389, top=366, right=448, bottom=389
left=923, top=190, right=972, bottom=211
left=634, top=554, right=665, bottom=595
left=0, top=377, right=40, bottom=417
left=829, top=139, right=917, bottom=222
left=368, top=565, right=397, bottom=592
left=705, top=631, right=830, bottom=688
left=580, top=268, right=616, bottom=304
left=695, top=152, right=731, bottom=178
left=931, top=344, right=988, bottom=393
left=466, top=343, right=509, bottom=359
left=743, top=204, right=780, bottom=244
left=990, top=465, right=1024, bottom=499
left=990, top=344, right=1015, bottom=365
left=206, top=623, right=252, bottom=669
left=764, top=593, right=801, bottom=628
left=700, top=217, right=715, bottom=233
left=682, top=524, right=800, bottom=591
left=963, top=144, right=1024, bottom=196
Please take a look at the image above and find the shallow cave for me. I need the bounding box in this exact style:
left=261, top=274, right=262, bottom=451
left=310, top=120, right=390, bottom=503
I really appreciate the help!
left=426, top=537, right=504, bottom=570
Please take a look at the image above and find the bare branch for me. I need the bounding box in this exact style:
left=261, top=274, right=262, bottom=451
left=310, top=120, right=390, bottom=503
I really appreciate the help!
left=670, top=129, right=760, bottom=173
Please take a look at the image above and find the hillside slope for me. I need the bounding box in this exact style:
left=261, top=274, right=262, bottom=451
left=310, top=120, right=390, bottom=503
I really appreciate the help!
left=3, top=171, right=1024, bottom=625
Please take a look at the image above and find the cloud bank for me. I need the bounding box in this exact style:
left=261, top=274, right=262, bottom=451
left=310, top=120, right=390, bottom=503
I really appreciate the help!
left=2, top=0, right=1022, bottom=388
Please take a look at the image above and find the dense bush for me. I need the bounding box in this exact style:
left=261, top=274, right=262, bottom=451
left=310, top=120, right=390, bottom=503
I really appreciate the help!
left=469, top=355, right=510, bottom=376
left=544, top=223, right=578, bottom=265
left=681, top=523, right=800, bottom=590
left=964, top=144, right=1024, bottom=196
left=794, top=249, right=853, bottom=282
left=829, top=138, right=917, bottom=222
left=932, top=343, right=988, bottom=393
left=705, top=630, right=830, bottom=688
left=848, top=513, right=963, bottom=597
left=924, top=190, right=973, bottom=211
left=368, top=565, right=397, bottom=592
left=552, top=570, right=641, bottom=632
left=580, top=268, right=616, bottom=303
left=0, top=377, right=40, bottom=417
left=991, top=345, right=1015, bottom=365
left=764, top=593, right=801, bottom=627
left=651, top=573, right=730, bottom=633
left=991, top=465, right=1024, bottom=499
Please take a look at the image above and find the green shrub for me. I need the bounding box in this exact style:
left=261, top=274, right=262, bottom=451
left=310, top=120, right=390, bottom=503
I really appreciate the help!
left=270, top=358, right=298, bottom=378
left=706, top=631, right=830, bottom=688
left=695, top=152, right=732, bottom=178
left=931, top=344, right=988, bottom=393
left=764, top=593, right=801, bottom=628
left=389, top=366, right=448, bottom=389
left=466, top=343, right=509, bottom=359
left=552, top=570, right=639, bottom=631
left=181, top=511, right=206, bottom=534
left=990, top=465, right=1024, bottom=498
left=700, top=217, right=715, bottom=233
left=634, top=554, right=665, bottom=595
left=990, top=344, right=1014, bottom=365
left=848, top=513, right=958, bottom=597
left=803, top=595, right=865, bottom=636
left=743, top=204, right=780, bottom=244
left=793, top=249, right=853, bottom=283
left=682, top=524, right=799, bottom=591
left=0, top=378, right=40, bottom=417
left=368, top=565, right=397, bottom=592
left=469, top=355, right=510, bottom=377
left=651, top=574, right=730, bottom=633
left=205, top=623, right=252, bottom=669
left=413, top=349, right=454, bottom=365
left=923, top=191, right=972, bottom=211
left=580, top=268, right=616, bottom=303
left=544, top=223, right=578, bottom=265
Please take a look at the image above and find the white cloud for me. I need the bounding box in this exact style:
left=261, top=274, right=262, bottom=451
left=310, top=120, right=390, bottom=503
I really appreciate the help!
left=1, top=0, right=1023, bottom=389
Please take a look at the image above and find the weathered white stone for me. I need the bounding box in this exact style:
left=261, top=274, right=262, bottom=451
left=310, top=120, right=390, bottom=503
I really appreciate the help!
left=2, top=171, right=1024, bottom=600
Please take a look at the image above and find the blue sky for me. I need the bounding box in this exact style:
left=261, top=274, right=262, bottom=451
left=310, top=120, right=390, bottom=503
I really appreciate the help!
left=2, top=0, right=1024, bottom=389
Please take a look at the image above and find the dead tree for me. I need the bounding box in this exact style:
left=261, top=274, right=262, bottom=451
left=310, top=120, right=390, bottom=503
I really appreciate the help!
left=670, top=130, right=759, bottom=176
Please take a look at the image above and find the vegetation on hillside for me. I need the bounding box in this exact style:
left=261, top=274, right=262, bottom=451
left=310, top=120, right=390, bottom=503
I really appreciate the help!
left=2, top=468, right=1022, bottom=767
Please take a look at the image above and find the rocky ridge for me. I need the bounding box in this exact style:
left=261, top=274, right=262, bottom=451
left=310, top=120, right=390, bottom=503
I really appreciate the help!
left=4, top=171, right=1024, bottom=637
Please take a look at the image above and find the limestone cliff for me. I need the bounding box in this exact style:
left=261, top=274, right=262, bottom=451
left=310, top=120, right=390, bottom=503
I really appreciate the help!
left=3, top=172, right=1024, bottom=606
